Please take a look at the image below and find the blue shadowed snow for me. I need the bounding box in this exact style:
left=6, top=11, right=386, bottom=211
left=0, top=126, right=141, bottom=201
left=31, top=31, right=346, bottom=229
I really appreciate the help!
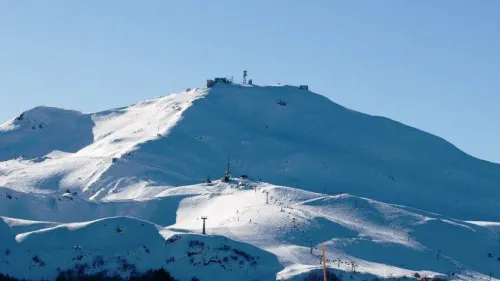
left=105, top=84, right=500, bottom=220
left=0, top=106, right=95, bottom=161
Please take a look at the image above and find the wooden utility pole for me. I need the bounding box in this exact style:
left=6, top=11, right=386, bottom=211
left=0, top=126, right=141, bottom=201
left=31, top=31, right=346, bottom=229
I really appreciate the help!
left=322, top=245, right=327, bottom=281
left=201, top=216, right=207, bottom=235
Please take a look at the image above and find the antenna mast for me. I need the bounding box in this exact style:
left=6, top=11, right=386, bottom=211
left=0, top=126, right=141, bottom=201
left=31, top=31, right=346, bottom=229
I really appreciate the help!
left=221, top=156, right=231, bottom=182
left=243, top=70, right=247, bottom=84
left=226, top=156, right=231, bottom=177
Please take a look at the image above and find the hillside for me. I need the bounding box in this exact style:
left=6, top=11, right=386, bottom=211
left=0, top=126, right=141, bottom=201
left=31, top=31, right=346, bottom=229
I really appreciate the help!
left=0, top=216, right=281, bottom=281
left=1, top=181, right=499, bottom=280
left=1, top=83, right=499, bottom=220
left=1, top=82, right=500, bottom=280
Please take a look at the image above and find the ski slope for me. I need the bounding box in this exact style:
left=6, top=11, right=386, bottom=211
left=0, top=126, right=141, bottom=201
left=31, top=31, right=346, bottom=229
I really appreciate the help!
left=1, top=181, right=499, bottom=280
left=1, top=82, right=499, bottom=280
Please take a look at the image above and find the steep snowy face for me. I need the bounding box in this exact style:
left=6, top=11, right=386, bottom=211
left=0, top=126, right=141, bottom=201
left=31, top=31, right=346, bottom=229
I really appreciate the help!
left=0, top=84, right=499, bottom=220
left=0, top=88, right=206, bottom=194
left=76, top=89, right=204, bottom=158
left=110, top=84, right=500, bottom=220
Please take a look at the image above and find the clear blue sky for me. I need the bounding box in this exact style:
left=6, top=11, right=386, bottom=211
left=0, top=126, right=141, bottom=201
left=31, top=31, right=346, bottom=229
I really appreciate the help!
left=1, top=1, right=499, bottom=163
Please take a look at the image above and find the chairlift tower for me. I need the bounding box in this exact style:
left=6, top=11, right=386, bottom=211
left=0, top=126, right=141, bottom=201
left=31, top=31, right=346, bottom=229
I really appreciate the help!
left=243, top=70, right=247, bottom=84
left=201, top=216, right=208, bottom=235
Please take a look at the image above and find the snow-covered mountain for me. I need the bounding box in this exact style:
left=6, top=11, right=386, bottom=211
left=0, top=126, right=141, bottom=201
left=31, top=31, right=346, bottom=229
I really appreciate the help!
left=1, top=82, right=499, bottom=281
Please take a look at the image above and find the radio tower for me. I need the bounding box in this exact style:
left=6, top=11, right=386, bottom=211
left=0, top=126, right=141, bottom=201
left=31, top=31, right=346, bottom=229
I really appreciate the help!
left=243, top=70, right=247, bottom=84
left=222, top=156, right=231, bottom=182
left=226, top=157, right=231, bottom=178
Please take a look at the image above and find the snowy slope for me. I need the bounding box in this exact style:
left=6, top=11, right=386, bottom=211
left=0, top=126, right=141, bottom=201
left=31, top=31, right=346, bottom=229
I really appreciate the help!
left=168, top=181, right=500, bottom=281
left=1, top=82, right=500, bottom=280
left=0, top=107, right=94, bottom=162
left=1, top=181, right=499, bottom=281
left=0, top=187, right=183, bottom=225
left=0, top=88, right=202, bottom=195
left=0, top=216, right=281, bottom=281
left=1, top=83, right=499, bottom=220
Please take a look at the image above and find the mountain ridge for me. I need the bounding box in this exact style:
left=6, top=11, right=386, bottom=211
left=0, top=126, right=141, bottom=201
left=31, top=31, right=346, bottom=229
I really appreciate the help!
left=1, top=84, right=499, bottom=220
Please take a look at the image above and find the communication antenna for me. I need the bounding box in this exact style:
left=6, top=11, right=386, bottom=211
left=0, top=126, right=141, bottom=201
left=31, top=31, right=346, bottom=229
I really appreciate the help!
left=225, top=156, right=231, bottom=177
left=243, top=70, right=247, bottom=84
